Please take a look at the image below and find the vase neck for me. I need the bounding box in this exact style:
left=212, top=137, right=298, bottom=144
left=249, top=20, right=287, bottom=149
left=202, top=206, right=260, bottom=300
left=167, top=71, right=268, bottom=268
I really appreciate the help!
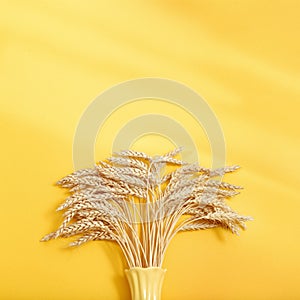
left=125, top=267, right=166, bottom=300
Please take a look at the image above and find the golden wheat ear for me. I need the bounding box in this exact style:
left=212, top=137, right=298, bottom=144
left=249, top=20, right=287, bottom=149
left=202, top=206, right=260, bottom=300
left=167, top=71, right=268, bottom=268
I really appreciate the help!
left=41, top=147, right=252, bottom=268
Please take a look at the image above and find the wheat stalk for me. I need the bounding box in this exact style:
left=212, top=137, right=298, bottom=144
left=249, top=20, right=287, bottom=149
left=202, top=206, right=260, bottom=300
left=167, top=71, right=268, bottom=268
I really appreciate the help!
left=41, top=147, right=252, bottom=268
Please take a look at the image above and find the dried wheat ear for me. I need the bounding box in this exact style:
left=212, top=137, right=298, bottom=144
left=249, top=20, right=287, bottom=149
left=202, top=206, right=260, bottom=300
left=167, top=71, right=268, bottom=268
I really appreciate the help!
left=41, top=147, right=252, bottom=268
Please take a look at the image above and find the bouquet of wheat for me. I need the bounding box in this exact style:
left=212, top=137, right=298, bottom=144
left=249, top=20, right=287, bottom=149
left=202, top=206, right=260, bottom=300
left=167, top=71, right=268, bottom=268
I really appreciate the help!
left=41, top=148, right=252, bottom=300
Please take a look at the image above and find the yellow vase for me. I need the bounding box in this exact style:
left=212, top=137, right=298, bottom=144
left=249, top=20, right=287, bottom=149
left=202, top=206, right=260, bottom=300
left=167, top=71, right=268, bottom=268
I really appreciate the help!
left=125, top=267, right=166, bottom=300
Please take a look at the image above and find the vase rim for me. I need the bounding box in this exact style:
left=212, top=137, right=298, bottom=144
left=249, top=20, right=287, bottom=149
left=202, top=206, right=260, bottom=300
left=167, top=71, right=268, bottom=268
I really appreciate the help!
left=125, top=267, right=167, bottom=272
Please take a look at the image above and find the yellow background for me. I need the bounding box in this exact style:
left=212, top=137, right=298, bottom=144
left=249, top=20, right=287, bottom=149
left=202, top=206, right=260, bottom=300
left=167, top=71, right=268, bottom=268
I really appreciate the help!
left=1, top=1, right=299, bottom=299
